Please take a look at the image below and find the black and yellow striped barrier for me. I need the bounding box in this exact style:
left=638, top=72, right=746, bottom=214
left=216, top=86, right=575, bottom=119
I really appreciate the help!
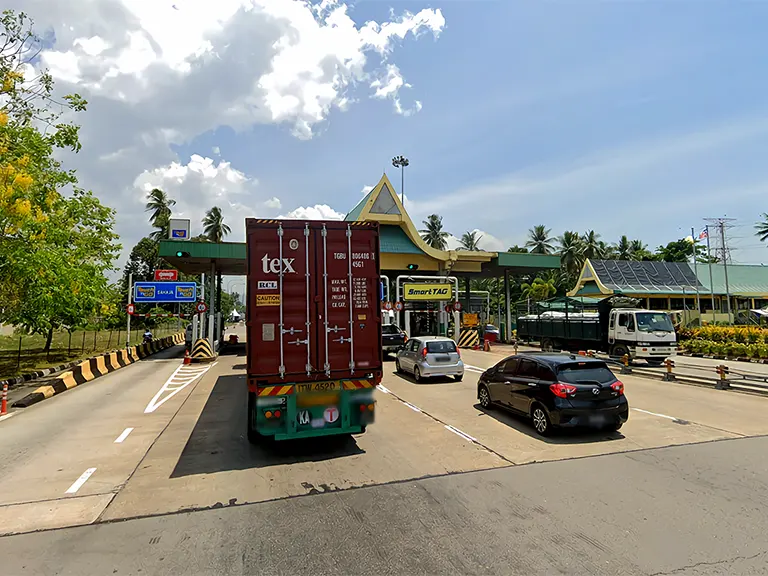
left=458, top=329, right=480, bottom=349
left=190, top=338, right=216, bottom=363
left=13, top=333, right=185, bottom=408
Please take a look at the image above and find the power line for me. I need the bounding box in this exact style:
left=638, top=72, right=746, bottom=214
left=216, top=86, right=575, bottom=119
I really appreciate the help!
left=704, top=217, right=736, bottom=323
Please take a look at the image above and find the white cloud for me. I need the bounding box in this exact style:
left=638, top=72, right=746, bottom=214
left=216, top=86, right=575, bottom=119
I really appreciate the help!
left=370, top=64, right=422, bottom=116
left=264, top=196, right=282, bottom=209
left=279, top=204, right=345, bottom=220
left=361, top=185, right=374, bottom=195
left=6, top=0, right=445, bottom=266
left=131, top=154, right=258, bottom=242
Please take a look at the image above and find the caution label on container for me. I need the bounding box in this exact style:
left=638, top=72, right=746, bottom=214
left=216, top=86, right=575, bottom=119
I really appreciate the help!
left=256, top=294, right=281, bottom=306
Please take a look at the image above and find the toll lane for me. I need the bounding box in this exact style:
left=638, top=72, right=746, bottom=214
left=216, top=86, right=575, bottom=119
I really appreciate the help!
left=0, top=344, right=204, bottom=535
left=100, top=351, right=509, bottom=522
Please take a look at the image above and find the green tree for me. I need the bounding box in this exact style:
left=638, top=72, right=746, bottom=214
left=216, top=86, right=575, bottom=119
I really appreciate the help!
left=0, top=11, right=119, bottom=350
left=615, top=235, right=632, bottom=260
left=507, top=245, right=529, bottom=253
left=202, top=206, right=231, bottom=315
left=459, top=230, right=482, bottom=251
left=525, top=225, right=554, bottom=254
left=520, top=277, right=556, bottom=302
left=582, top=230, right=604, bottom=260
left=145, top=188, right=176, bottom=242
left=655, top=239, right=706, bottom=262
left=755, top=214, right=768, bottom=243
left=557, top=231, right=584, bottom=276
left=419, top=214, right=449, bottom=250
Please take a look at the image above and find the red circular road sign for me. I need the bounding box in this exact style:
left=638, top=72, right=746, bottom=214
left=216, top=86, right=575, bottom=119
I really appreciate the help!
left=394, top=301, right=404, bottom=312
left=453, top=301, right=463, bottom=312
left=384, top=301, right=393, bottom=311
left=126, top=303, right=135, bottom=315
left=445, top=304, right=453, bottom=313
left=196, top=301, right=208, bottom=314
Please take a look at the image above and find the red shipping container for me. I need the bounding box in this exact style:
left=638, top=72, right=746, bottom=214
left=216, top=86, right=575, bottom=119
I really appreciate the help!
left=246, top=219, right=382, bottom=385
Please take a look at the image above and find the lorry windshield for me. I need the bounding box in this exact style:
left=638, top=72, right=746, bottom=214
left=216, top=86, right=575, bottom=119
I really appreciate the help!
left=635, top=312, right=674, bottom=333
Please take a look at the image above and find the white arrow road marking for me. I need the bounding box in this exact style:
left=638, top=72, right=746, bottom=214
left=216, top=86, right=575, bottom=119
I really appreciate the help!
left=144, top=362, right=216, bottom=414
left=66, top=468, right=96, bottom=494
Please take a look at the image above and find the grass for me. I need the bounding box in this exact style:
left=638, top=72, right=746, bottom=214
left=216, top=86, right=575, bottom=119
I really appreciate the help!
left=0, top=326, right=182, bottom=381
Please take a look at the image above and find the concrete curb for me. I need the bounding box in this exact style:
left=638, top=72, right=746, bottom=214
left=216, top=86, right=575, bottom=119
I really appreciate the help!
left=0, top=360, right=84, bottom=390
left=12, top=333, right=184, bottom=408
left=629, top=366, right=768, bottom=397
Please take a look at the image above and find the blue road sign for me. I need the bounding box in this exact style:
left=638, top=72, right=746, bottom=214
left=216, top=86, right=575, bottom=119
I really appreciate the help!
left=134, top=282, right=197, bottom=303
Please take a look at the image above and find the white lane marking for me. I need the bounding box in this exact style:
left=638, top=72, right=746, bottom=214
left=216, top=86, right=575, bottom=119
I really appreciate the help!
left=444, top=424, right=478, bottom=444
left=632, top=408, right=678, bottom=421
left=402, top=401, right=422, bottom=413
left=464, top=364, right=486, bottom=373
left=0, top=413, right=15, bottom=422
left=144, top=362, right=216, bottom=414
left=376, top=384, right=390, bottom=394
left=114, top=427, right=134, bottom=443
left=65, top=468, right=96, bottom=494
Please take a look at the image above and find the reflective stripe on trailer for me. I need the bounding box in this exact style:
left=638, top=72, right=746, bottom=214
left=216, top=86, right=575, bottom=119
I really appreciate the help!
left=342, top=380, right=375, bottom=390
left=257, top=385, right=295, bottom=396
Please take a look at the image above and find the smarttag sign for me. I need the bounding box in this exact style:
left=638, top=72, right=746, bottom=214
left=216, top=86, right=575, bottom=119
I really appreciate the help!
left=133, top=282, right=197, bottom=303
left=403, top=283, right=453, bottom=301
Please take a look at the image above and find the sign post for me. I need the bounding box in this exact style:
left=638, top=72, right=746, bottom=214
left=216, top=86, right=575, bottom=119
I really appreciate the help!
left=126, top=273, right=133, bottom=347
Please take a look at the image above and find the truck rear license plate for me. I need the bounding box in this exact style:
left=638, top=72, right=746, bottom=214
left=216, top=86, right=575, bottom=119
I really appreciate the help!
left=295, top=381, right=341, bottom=393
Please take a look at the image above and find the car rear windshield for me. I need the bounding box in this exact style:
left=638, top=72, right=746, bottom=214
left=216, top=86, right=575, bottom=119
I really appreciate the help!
left=426, top=340, right=457, bottom=353
left=382, top=325, right=401, bottom=335
left=557, top=362, right=615, bottom=384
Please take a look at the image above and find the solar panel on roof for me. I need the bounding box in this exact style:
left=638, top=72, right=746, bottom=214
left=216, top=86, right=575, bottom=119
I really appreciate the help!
left=589, top=260, right=704, bottom=293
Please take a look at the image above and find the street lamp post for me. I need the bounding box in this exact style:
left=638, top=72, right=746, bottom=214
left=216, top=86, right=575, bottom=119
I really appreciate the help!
left=391, top=155, right=409, bottom=205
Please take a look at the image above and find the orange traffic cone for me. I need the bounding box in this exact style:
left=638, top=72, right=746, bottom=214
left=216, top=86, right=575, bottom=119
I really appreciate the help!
left=483, top=339, right=491, bottom=352
left=1, top=383, right=8, bottom=416
left=183, top=349, right=191, bottom=365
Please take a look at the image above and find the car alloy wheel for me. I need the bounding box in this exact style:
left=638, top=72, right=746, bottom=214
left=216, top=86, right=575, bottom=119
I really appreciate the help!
left=414, top=366, right=421, bottom=382
left=532, top=406, right=550, bottom=436
left=395, top=359, right=402, bottom=373
left=478, top=385, right=491, bottom=408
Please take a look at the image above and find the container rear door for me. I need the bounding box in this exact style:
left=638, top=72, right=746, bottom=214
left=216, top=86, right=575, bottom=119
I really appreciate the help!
left=247, top=221, right=316, bottom=379
left=315, top=222, right=381, bottom=378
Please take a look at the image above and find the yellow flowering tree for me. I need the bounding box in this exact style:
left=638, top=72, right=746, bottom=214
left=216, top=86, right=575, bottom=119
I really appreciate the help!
left=0, top=11, right=119, bottom=351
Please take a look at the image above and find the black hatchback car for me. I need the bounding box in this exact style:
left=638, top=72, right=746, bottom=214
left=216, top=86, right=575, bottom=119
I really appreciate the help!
left=477, top=353, right=629, bottom=436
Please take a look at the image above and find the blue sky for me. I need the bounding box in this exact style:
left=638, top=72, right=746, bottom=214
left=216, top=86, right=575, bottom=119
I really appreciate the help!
left=25, top=0, right=768, bottom=264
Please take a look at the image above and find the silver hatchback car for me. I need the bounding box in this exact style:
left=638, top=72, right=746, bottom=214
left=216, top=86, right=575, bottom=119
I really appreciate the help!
left=396, top=336, right=464, bottom=382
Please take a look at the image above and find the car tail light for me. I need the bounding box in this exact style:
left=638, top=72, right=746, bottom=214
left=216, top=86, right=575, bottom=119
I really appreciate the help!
left=611, top=381, right=624, bottom=395
left=421, top=347, right=428, bottom=359
left=550, top=382, right=577, bottom=398
left=456, top=348, right=461, bottom=358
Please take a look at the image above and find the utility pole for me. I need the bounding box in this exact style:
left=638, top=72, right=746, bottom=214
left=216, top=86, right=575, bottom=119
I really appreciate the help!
left=391, top=155, right=410, bottom=206
left=691, top=227, right=701, bottom=327
left=704, top=226, right=716, bottom=323
left=705, top=217, right=736, bottom=324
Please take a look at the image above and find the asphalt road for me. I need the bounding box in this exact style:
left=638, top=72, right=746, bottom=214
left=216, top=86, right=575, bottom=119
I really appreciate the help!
left=2, top=332, right=768, bottom=575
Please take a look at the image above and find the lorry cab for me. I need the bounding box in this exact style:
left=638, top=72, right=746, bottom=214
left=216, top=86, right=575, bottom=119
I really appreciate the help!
left=607, top=308, right=676, bottom=365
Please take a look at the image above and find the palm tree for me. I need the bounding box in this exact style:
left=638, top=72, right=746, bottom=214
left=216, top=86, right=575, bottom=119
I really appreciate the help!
left=629, top=239, right=653, bottom=260
left=507, top=245, right=529, bottom=253
left=582, top=230, right=604, bottom=260
left=615, top=235, right=632, bottom=260
left=202, top=206, right=231, bottom=243
left=557, top=231, right=584, bottom=276
left=145, top=188, right=176, bottom=241
left=756, top=214, right=768, bottom=242
left=202, top=206, right=231, bottom=319
left=420, top=214, right=450, bottom=250
left=525, top=225, right=554, bottom=254
left=459, top=230, right=483, bottom=251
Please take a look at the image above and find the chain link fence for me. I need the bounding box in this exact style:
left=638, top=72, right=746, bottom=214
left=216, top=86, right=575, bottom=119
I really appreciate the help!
left=0, top=325, right=181, bottom=380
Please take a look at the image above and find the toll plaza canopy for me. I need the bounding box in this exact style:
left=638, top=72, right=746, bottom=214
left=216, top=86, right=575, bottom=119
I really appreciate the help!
left=159, top=172, right=560, bottom=280
left=344, top=173, right=560, bottom=278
